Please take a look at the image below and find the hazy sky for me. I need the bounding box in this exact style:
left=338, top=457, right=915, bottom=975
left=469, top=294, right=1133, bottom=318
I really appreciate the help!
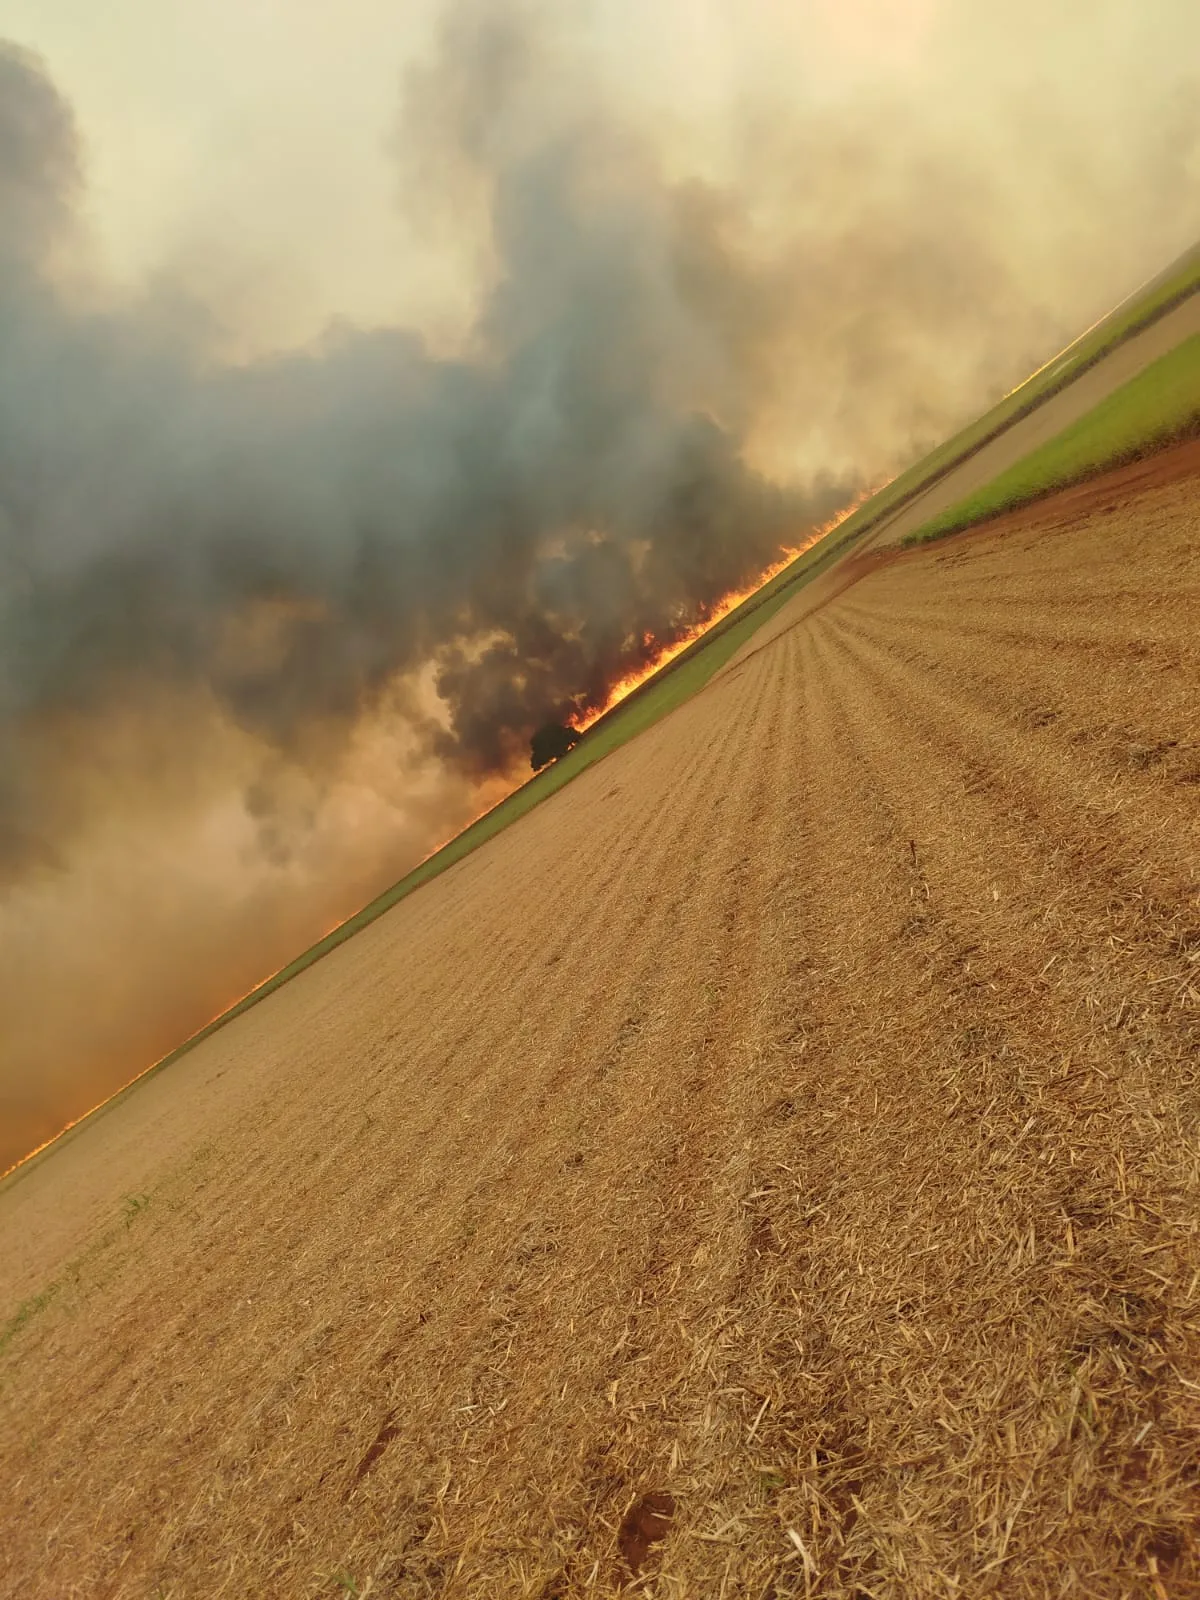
left=0, top=1, right=445, bottom=345
left=4, top=1, right=1189, bottom=351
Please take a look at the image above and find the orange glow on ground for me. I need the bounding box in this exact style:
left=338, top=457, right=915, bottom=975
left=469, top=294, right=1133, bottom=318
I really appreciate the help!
left=0, top=983, right=288, bottom=1182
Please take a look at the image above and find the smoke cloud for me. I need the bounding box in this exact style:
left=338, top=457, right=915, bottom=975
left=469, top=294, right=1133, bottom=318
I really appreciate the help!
left=2, top=0, right=1199, bottom=1167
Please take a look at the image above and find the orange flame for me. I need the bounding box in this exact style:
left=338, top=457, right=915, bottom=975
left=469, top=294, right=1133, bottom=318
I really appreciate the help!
left=578, top=493, right=874, bottom=726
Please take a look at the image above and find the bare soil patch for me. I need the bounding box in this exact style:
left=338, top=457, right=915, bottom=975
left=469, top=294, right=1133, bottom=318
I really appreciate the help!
left=1, top=459, right=1198, bottom=1597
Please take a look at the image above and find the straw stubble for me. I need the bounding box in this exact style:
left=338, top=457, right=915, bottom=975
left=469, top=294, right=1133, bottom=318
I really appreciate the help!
left=1, top=459, right=1198, bottom=1596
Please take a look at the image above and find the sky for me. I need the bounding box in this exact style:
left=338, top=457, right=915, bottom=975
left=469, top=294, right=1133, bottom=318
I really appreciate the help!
left=0, top=0, right=1197, bottom=1170
left=3, top=1, right=1191, bottom=353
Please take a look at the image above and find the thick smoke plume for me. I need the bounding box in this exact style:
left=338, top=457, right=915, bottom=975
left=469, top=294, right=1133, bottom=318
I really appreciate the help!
left=2, top=0, right=1199, bottom=1166
left=0, top=19, right=843, bottom=876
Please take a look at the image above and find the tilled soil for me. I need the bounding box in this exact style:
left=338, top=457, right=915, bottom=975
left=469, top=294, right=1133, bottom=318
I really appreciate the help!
left=1, top=463, right=1198, bottom=1598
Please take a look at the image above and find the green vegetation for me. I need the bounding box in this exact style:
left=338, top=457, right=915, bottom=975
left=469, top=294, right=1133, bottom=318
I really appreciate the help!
left=906, top=332, right=1200, bottom=545
left=0, top=1282, right=62, bottom=1360
left=835, top=241, right=1200, bottom=542
left=122, top=1192, right=152, bottom=1228
left=672, top=244, right=1200, bottom=587
left=0, top=1145, right=214, bottom=1356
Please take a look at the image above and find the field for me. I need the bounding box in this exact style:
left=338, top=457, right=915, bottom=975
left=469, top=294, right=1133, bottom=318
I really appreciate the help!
left=0, top=572, right=816, bottom=1184
left=2, top=439, right=1198, bottom=1596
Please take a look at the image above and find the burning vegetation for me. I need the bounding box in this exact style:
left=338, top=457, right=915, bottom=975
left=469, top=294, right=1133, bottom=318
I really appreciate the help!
left=530, top=723, right=582, bottom=771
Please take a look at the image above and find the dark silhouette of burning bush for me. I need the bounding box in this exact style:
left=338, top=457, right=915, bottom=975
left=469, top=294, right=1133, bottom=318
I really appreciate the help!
left=530, top=722, right=582, bottom=771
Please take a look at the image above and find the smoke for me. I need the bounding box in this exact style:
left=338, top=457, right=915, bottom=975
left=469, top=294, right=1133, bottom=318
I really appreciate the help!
left=0, top=23, right=839, bottom=843
left=2, top=0, right=1199, bottom=1168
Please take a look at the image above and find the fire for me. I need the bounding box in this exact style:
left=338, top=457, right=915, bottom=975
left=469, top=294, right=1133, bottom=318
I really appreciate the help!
left=578, top=492, right=875, bottom=727
left=576, top=555, right=796, bottom=728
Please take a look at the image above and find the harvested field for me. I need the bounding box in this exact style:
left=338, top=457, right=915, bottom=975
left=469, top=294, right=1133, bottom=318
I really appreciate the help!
left=2, top=458, right=1199, bottom=1597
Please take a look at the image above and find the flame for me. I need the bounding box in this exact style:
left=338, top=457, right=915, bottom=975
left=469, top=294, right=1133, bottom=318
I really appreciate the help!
left=578, top=492, right=875, bottom=726
left=576, top=552, right=799, bottom=728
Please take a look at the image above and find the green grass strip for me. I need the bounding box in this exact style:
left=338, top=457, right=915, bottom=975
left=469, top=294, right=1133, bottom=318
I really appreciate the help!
left=817, top=241, right=1200, bottom=551
left=906, top=332, right=1200, bottom=544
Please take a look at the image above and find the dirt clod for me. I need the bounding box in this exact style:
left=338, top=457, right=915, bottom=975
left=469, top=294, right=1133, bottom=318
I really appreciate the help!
left=616, top=1491, right=676, bottom=1575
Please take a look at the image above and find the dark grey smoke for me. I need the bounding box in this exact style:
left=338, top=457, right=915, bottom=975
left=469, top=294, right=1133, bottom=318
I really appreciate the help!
left=0, top=21, right=859, bottom=883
